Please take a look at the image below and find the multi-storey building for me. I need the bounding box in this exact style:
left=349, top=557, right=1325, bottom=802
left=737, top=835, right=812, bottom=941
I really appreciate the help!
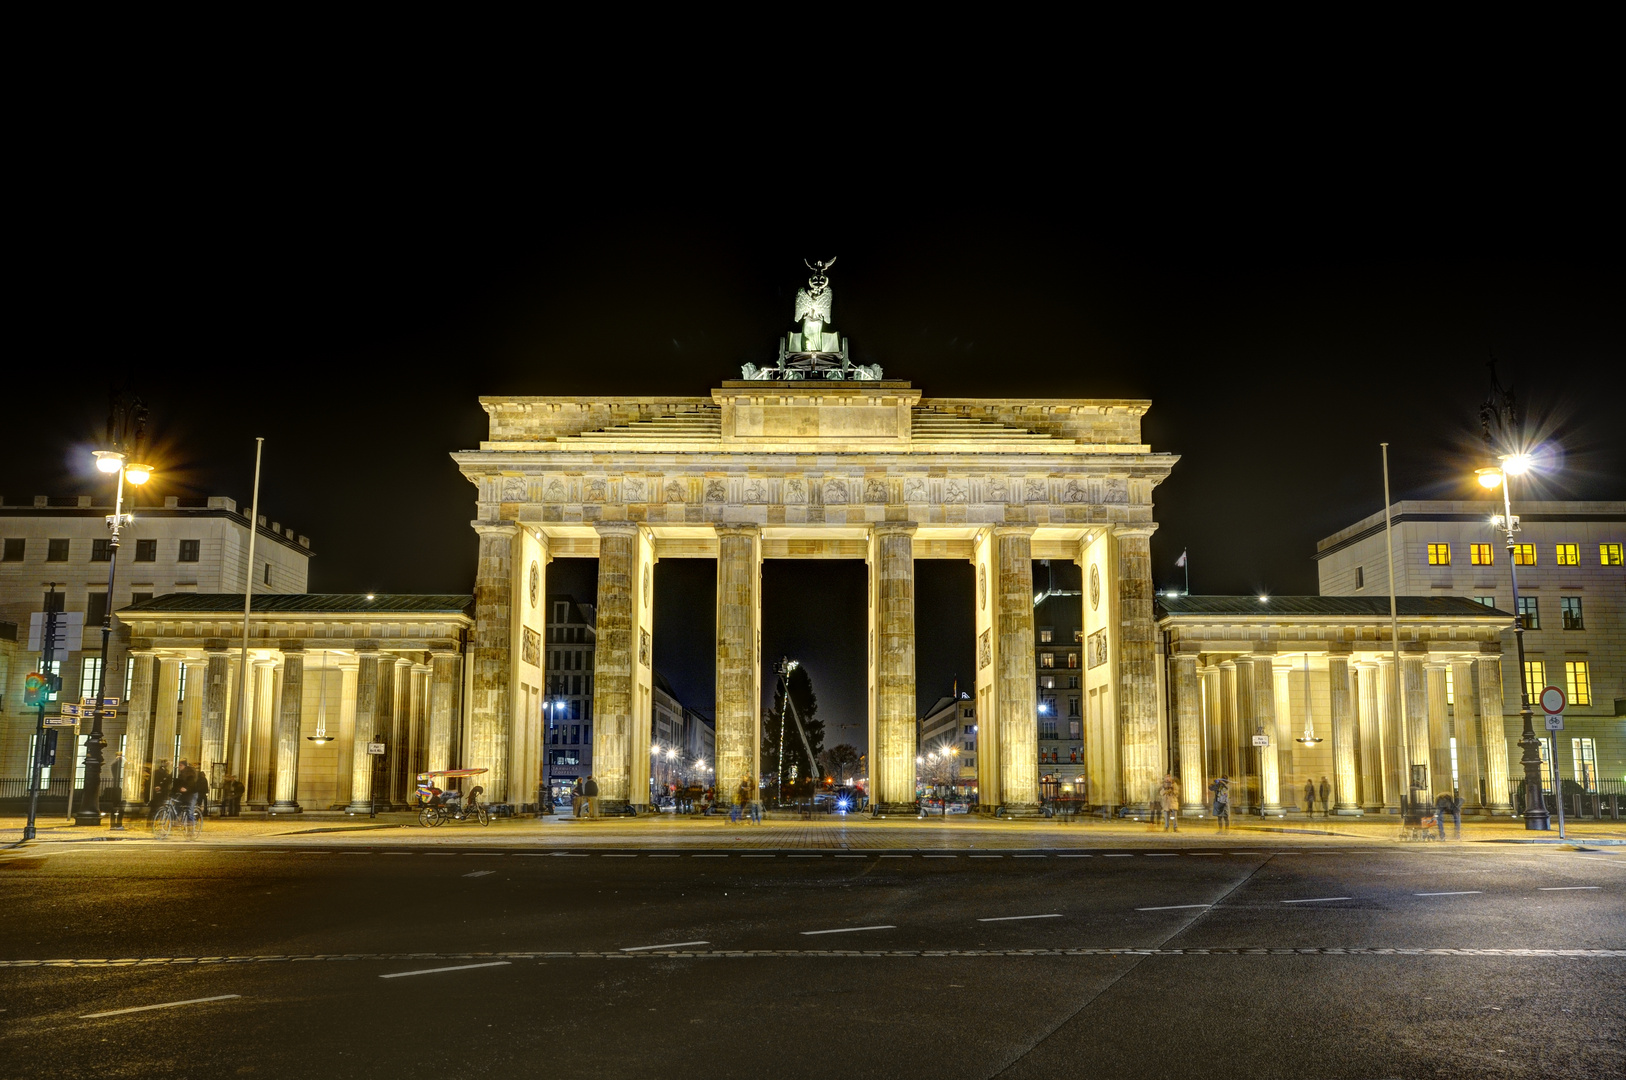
left=1, top=494, right=312, bottom=787
left=1033, top=563, right=1086, bottom=798
left=918, top=691, right=977, bottom=796
left=1316, top=500, right=1624, bottom=798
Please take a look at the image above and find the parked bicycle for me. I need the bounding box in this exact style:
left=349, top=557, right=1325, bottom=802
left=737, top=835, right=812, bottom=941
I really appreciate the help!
left=415, top=769, right=491, bottom=828
left=149, top=796, right=203, bottom=841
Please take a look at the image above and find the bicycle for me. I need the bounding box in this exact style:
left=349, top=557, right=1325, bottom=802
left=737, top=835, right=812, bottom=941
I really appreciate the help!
left=149, top=797, right=203, bottom=841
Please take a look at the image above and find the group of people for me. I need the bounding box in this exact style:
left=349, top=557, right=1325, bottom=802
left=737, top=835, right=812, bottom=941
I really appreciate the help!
left=1157, top=773, right=1237, bottom=832
left=145, top=762, right=246, bottom=819
left=563, top=774, right=764, bottom=822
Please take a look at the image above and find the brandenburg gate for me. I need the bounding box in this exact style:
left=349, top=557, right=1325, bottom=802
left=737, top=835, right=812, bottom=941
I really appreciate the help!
left=452, top=267, right=1178, bottom=812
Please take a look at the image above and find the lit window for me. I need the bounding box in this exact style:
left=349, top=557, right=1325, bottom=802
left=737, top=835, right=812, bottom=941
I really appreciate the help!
left=1067, top=652, right=1078, bottom=669
left=1565, top=661, right=1591, bottom=706
left=1571, top=737, right=1598, bottom=792
left=1474, top=596, right=1496, bottom=609
left=1040, top=653, right=1054, bottom=668
left=1039, top=628, right=1053, bottom=643
left=1521, top=660, right=1543, bottom=703
left=1444, top=667, right=1454, bottom=705
left=1560, top=597, right=1584, bottom=630
left=1470, top=543, right=1493, bottom=565
left=1602, top=544, right=1623, bottom=566
left=1427, top=543, right=1451, bottom=565
left=1041, top=676, right=1054, bottom=689
left=43, top=659, right=61, bottom=701
left=80, top=657, right=103, bottom=699
left=1555, top=543, right=1579, bottom=566
left=1513, top=544, right=1536, bottom=565
left=27, top=733, right=52, bottom=787
left=1516, top=596, right=1539, bottom=630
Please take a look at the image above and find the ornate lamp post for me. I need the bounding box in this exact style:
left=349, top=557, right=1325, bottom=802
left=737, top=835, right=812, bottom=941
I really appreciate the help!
left=76, top=396, right=152, bottom=826
left=1476, top=456, right=1547, bottom=830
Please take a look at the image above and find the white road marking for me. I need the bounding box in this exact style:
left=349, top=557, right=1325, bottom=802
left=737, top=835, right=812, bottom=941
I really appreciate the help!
left=379, top=961, right=511, bottom=979
left=1136, top=904, right=1211, bottom=912
left=801, top=925, right=896, bottom=936
left=81, top=995, right=241, bottom=1019
left=1415, top=891, right=1482, bottom=897
left=463, top=870, right=496, bottom=878
left=978, top=914, right=1063, bottom=922
left=1282, top=897, right=1352, bottom=904
left=1539, top=886, right=1601, bottom=890
left=514, top=853, right=551, bottom=857
left=620, top=941, right=709, bottom=952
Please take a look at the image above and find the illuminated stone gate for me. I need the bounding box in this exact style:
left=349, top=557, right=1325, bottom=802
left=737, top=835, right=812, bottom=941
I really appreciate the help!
left=452, top=275, right=1178, bottom=812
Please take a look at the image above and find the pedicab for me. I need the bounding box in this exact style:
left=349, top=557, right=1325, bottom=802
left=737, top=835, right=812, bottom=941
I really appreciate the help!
left=415, top=769, right=490, bottom=827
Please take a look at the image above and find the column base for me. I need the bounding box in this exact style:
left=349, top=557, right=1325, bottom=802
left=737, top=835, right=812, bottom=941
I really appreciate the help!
left=345, top=801, right=375, bottom=815
left=1333, top=807, right=1364, bottom=817
left=1180, top=805, right=1207, bottom=818
left=267, top=802, right=303, bottom=815
left=597, top=798, right=629, bottom=817
left=1259, top=804, right=1286, bottom=817
left=996, top=803, right=1046, bottom=820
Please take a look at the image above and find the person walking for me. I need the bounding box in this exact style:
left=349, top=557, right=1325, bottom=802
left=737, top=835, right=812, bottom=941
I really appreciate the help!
left=1210, top=775, right=1231, bottom=832
left=732, top=777, right=749, bottom=824
left=1436, top=789, right=1462, bottom=839
left=171, top=760, right=203, bottom=823
left=147, top=763, right=171, bottom=816
left=1158, top=773, right=1180, bottom=831
left=1318, top=776, right=1332, bottom=817
left=745, top=775, right=762, bottom=824
left=583, top=774, right=600, bottom=819
left=1302, top=778, right=1316, bottom=816
left=571, top=777, right=584, bottom=818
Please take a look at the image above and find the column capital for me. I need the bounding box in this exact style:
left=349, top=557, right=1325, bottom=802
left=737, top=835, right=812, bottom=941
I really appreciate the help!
left=278, top=644, right=306, bottom=656
left=1478, top=642, right=1504, bottom=655
left=1326, top=642, right=1354, bottom=655
left=127, top=647, right=156, bottom=658
left=1112, top=523, right=1159, bottom=540
left=1399, top=641, right=1429, bottom=655
left=471, top=521, right=520, bottom=538
left=989, top=524, right=1036, bottom=538
left=592, top=520, right=641, bottom=538
left=713, top=522, right=760, bottom=538
left=871, top=521, right=917, bottom=538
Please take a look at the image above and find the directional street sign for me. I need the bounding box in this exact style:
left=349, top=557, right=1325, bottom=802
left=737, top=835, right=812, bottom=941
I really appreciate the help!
left=1540, top=685, right=1566, bottom=715
left=60, top=703, right=82, bottom=718
left=367, top=742, right=386, bottom=755
left=80, top=697, right=98, bottom=708
left=1251, top=734, right=1270, bottom=747
left=44, top=716, right=77, bottom=727
left=1545, top=714, right=1565, bottom=732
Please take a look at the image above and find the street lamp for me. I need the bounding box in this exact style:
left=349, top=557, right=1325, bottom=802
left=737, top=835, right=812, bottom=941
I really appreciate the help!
left=1476, top=456, right=1548, bottom=830
left=78, top=396, right=152, bottom=827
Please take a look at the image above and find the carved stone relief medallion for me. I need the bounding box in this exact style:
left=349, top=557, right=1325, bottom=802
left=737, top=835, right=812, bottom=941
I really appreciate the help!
left=529, top=561, right=540, bottom=608
left=978, top=565, right=987, bottom=611
left=1089, top=563, right=1101, bottom=610
left=903, top=478, right=927, bottom=503
left=823, top=479, right=848, bottom=504
left=545, top=479, right=567, bottom=502
left=705, top=479, right=727, bottom=503
left=664, top=480, right=686, bottom=503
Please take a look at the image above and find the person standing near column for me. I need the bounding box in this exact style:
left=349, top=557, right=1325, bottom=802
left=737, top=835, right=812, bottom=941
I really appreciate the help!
left=1210, top=775, right=1230, bottom=832
left=1318, top=776, right=1331, bottom=817
left=1159, top=773, right=1180, bottom=831
left=583, top=773, right=599, bottom=819
left=1303, top=778, right=1317, bottom=817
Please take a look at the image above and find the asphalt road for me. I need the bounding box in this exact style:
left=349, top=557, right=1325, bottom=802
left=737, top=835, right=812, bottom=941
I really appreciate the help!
left=1, top=841, right=1621, bottom=1080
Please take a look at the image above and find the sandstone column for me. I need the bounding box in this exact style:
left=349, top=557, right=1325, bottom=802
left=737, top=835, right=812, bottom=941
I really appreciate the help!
left=1451, top=658, right=1483, bottom=809
left=1202, top=666, right=1224, bottom=782
left=389, top=658, right=411, bottom=806
left=871, top=522, right=918, bottom=810
left=179, top=657, right=208, bottom=767
left=1377, top=657, right=1406, bottom=813
left=1232, top=658, right=1256, bottom=811
left=269, top=648, right=304, bottom=814
left=1273, top=659, right=1297, bottom=806
left=201, top=648, right=231, bottom=776
left=1219, top=660, right=1240, bottom=793
left=1401, top=649, right=1431, bottom=804
left=1355, top=662, right=1384, bottom=812
left=1328, top=651, right=1360, bottom=814
left=149, top=657, right=184, bottom=781
left=1426, top=662, right=1452, bottom=798
left=409, top=664, right=430, bottom=787
left=714, top=524, right=761, bottom=806
left=994, top=526, right=1038, bottom=809
left=346, top=652, right=380, bottom=814
left=427, top=650, right=462, bottom=774
left=332, top=657, right=359, bottom=808
left=591, top=522, right=640, bottom=810
left=1172, top=651, right=1204, bottom=814
left=120, top=651, right=155, bottom=808
left=1115, top=526, right=1160, bottom=814
left=1254, top=655, right=1283, bottom=814
left=1477, top=650, right=1513, bottom=812
left=469, top=522, right=518, bottom=803
left=247, top=659, right=277, bottom=809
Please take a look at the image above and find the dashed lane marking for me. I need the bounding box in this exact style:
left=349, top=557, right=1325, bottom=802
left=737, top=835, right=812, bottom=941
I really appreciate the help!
left=1539, top=886, right=1601, bottom=890
left=977, top=914, right=1063, bottom=922
left=81, top=994, right=241, bottom=1018
left=379, top=961, right=511, bottom=979
left=1136, top=904, right=1211, bottom=912
left=463, top=871, right=496, bottom=878
left=1282, top=897, right=1353, bottom=904
left=801, top=925, right=896, bottom=936
left=1415, top=891, right=1482, bottom=897
left=621, top=941, right=709, bottom=952
left=14, top=948, right=1622, bottom=969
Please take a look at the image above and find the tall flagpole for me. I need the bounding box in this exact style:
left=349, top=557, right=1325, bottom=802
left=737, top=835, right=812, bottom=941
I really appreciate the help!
left=231, top=439, right=265, bottom=789
left=1381, top=443, right=1410, bottom=821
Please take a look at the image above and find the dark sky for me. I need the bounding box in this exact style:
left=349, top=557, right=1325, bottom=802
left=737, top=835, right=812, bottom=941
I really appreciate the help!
left=11, top=103, right=1622, bottom=748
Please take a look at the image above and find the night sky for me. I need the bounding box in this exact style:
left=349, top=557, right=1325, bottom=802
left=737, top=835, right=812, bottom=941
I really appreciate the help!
left=10, top=149, right=1621, bottom=750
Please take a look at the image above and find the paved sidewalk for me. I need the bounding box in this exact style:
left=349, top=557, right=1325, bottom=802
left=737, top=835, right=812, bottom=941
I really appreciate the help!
left=6, top=810, right=1624, bottom=850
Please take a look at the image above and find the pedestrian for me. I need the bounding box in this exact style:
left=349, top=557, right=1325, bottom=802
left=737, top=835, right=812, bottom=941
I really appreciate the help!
left=148, top=763, right=171, bottom=814
left=1210, top=775, right=1231, bottom=832
left=1436, top=790, right=1462, bottom=839
left=571, top=777, right=584, bottom=818
left=1158, top=773, right=1180, bottom=831
left=746, top=775, right=762, bottom=824
left=732, top=776, right=749, bottom=824
left=1318, top=776, right=1332, bottom=817
left=171, top=760, right=202, bottom=823
left=224, top=774, right=244, bottom=817
left=583, top=774, right=600, bottom=819
left=1303, top=778, right=1316, bottom=816
left=700, top=787, right=714, bottom=816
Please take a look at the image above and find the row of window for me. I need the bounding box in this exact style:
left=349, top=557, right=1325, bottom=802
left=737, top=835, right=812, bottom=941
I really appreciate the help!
left=1036, top=629, right=1085, bottom=644
left=1521, top=660, right=1593, bottom=706
left=1039, top=652, right=1079, bottom=668
left=1471, top=595, right=1587, bottom=630
left=1040, top=675, right=1081, bottom=690
left=1427, top=541, right=1622, bottom=567
left=2, top=537, right=207, bottom=563
left=547, top=722, right=592, bottom=745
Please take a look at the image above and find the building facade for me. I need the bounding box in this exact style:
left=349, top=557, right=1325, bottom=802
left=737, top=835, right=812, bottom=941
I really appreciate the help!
left=1, top=495, right=312, bottom=792
left=1034, top=563, right=1086, bottom=798
left=1156, top=595, right=1516, bottom=817
left=918, top=691, right=977, bottom=795
left=1316, top=501, right=1624, bottom=796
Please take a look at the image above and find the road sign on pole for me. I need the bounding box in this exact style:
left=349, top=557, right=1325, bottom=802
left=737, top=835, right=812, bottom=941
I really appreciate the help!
left=1545, top=714, right=1564, bottom=732
left=1251, top=734, right=1270, bottom=747
left=1540, top=685, right=1566, bottom=716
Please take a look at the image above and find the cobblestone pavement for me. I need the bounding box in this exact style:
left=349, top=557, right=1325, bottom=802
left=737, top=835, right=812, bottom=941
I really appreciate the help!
left=6, top=810, right=1625, bottom=849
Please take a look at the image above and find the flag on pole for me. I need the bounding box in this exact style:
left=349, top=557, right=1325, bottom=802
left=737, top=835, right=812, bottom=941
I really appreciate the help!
left=1175, top=549, right=1187, bottom=568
